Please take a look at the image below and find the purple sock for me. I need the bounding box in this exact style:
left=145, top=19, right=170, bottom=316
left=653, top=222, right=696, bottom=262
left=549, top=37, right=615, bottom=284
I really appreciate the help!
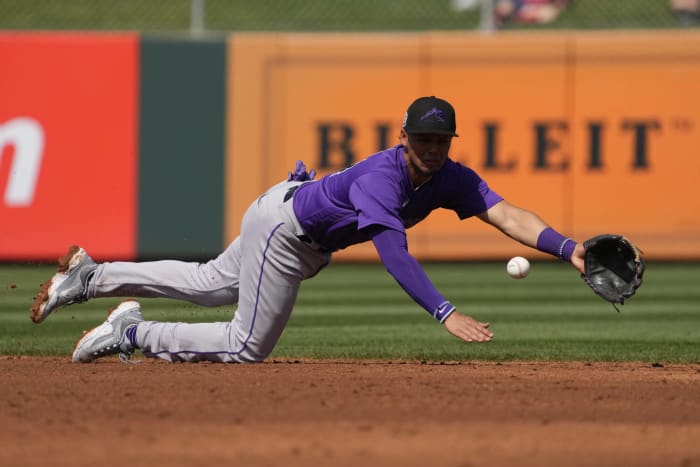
left=124, top=324, right=139, bottom=349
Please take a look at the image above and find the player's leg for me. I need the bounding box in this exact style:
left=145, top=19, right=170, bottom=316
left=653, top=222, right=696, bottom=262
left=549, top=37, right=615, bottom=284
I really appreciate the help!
left=224, top=207, right=328, bottom=362
left=31, top=238, right=242, bottom=323
left=89, top=237, right=242, bottom=307
left=131, top=182, right=329, bottom=363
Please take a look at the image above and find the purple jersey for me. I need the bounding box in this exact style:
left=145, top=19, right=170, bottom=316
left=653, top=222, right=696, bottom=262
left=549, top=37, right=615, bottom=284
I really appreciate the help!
left=292, top=144, right=503, bottom=251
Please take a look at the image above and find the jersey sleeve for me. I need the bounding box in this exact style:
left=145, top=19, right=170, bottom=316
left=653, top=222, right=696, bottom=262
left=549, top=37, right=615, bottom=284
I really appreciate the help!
left=445, top=164, right=504, bottom=219
left=349, top=173, right=406, bottom=233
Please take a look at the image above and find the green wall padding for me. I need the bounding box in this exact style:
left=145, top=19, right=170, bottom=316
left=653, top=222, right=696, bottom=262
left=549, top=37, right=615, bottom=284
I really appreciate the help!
left=138, top=37, right=226, bottom=259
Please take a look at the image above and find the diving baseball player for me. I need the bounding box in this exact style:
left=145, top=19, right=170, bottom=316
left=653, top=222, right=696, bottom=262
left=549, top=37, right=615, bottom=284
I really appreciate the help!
left=31, top=96, right=586, bottom=363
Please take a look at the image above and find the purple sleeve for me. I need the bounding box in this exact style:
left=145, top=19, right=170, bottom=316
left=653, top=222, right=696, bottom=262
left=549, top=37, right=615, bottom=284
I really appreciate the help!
left=349, top=174, right=405, bottom=232
left=444, top=163, right=504, bottom=219
left=368, top=226, right=456, bottom=323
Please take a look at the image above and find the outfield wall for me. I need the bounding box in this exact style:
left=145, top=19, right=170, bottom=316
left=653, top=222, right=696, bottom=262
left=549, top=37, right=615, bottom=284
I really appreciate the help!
left=1, top=31, right=698, bottom=261
left=0, top=33, right=139, bottom=261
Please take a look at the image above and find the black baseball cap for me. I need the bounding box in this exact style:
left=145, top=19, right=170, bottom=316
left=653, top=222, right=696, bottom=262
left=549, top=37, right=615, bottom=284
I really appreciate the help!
left=402, top=96, right=459, bottom=137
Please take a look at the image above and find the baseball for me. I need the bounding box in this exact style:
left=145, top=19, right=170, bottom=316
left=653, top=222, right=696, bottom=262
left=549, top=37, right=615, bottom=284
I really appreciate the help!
left=507, top=256, right=530, bottom=279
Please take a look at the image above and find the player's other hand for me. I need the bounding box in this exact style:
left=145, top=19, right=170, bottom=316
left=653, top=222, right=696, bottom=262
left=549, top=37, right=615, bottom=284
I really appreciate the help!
left=443, top=312, right=493, bottom=343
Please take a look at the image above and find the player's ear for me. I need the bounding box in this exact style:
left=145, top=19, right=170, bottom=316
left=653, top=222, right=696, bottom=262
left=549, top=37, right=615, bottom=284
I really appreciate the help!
left=399, top=128, right=408, bottom=144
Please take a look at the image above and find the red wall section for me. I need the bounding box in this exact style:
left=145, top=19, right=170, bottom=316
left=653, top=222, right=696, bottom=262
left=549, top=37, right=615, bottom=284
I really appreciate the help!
left=0, top=33, right=139, bottom=260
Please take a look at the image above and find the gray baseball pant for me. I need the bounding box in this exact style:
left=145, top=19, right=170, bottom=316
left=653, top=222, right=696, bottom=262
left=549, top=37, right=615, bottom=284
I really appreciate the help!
left=87, top=181, right=331, bottom=362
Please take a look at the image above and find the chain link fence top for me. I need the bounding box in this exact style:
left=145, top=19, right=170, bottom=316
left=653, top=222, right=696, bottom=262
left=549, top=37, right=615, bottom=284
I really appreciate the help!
left=0, top=0, right=698, bottom=33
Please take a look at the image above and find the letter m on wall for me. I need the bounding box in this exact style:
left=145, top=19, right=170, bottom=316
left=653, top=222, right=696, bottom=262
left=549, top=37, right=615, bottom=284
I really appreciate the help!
left=0, top=117, right=44, bottom=207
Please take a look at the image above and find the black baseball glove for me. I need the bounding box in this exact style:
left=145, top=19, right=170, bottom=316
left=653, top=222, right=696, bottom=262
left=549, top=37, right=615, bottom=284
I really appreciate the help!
left=581, top=234, right=645, bottom=309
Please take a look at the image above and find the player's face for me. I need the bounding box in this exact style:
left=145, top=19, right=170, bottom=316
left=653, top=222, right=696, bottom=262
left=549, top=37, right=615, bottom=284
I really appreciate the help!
left=401, top=130, right=452, bottom=183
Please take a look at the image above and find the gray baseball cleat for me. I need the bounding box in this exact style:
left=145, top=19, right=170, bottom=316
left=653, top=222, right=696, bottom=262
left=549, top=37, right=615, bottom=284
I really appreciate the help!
left=31, top=245, right=97, bottom=323
left=72, top=300, right=144, bottom=363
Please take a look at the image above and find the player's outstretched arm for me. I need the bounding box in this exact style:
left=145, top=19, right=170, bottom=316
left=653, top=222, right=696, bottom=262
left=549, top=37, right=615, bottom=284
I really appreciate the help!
left=477, top=199, right=548, bottom=247
left=478, top=200, right=582, bottom=271
left=368, top=226, right=493, bottom=343
left=443, top=312, right=493, bottom=343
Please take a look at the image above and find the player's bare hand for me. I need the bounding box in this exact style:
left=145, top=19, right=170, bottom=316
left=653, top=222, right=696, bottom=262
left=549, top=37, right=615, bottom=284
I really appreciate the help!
left=443, top=312, right=493, bottom=343
left=570, top=242, right=585, bottom=274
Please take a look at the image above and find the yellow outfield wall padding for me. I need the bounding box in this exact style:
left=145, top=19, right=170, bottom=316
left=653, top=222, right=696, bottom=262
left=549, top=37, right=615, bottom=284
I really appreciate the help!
left=226, top=31, right=700, bottom=261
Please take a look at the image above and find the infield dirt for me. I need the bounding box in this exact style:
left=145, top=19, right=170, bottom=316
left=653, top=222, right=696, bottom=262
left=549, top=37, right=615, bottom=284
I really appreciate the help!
left=1, top=357, right=698, bottom=467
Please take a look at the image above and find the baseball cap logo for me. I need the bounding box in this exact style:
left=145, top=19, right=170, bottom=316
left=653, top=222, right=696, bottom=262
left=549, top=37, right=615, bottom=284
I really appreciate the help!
left=403, top=96, right=459, bottom=137
left=420, top=107, right=446, bottom=124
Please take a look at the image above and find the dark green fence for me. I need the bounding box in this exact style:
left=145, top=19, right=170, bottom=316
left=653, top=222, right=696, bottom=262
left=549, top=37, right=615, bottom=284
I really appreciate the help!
left=0, top=0, right=697, bottom=32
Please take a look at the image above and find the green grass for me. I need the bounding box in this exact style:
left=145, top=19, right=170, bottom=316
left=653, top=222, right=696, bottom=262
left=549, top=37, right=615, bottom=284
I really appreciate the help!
left=0, top=261, right=698, bottom=363
left=0, top=0, right=694, bottom=31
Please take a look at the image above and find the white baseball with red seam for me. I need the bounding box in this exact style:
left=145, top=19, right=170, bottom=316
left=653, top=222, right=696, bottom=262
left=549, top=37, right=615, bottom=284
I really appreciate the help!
left=506, top=256, right=530, bottom=279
